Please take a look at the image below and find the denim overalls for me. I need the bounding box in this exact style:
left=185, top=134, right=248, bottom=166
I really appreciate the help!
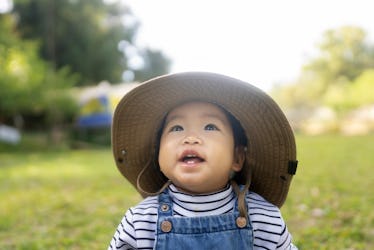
left=154, top=189, right=254, bottom=249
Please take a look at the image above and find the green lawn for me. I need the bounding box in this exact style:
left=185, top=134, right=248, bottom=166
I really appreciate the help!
left=1, top=135, right=373, bottom=249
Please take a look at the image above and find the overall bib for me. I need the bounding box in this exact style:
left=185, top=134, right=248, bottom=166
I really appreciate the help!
left=154, top=189, right=254, bottom=249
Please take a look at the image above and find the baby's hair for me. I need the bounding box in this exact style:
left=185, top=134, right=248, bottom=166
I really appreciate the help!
left=222, top=110, right=251, bottom=220
left=220, top=107, right=249, bottom=188
left=223, top=108, right=248, bottom=148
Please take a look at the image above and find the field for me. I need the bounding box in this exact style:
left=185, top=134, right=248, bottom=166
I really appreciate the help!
left=1, top=134, right=373, bottom=249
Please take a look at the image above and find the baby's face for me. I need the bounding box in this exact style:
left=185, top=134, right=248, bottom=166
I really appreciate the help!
left=158, top=101, right=243, bottom=194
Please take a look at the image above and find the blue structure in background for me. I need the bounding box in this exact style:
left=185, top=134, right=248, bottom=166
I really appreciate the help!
left=72, top=82, right=139, bottom=145
left=76, top=95, right=113, bottom=128
left=73, top=94, right=114, bottom=145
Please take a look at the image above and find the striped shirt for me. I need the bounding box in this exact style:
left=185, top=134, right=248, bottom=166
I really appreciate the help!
left=109, top=184, right=297, bottom=250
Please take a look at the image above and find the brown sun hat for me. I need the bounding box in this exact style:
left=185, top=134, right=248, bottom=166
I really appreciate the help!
left=112, top=72, right=298, bottom=207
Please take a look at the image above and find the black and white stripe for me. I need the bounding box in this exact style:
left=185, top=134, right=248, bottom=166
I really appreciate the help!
left=109, top=184, right=297, bottom=250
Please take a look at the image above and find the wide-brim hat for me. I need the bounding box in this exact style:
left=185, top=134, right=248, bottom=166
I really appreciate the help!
left=112, top=72, right=298, bottom=207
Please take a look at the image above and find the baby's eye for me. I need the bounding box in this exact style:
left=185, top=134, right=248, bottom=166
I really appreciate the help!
left=169, top=125, right=184, bottom=132
left=205, top=124, right=219, bottom=131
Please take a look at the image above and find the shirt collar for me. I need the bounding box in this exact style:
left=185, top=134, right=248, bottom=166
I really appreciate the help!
left=167, top=184, right=235, bottom=215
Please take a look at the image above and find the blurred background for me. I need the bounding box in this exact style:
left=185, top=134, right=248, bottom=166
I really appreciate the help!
left=0, top=0, right=373, bottom=249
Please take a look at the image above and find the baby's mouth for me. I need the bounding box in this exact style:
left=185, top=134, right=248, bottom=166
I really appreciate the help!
left=179, top=151, right=205, bottom=164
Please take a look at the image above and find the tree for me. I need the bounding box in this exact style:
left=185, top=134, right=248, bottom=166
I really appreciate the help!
left=0, top=14, right=78, bottom=129
left=323, top=69, right=374, bottom=111
left=272, top=26, right=374, bottom=111
left=133, top=48, right=172, bottom=82
left=12, top=0, right=170, bottom=85
left=303, top=26, right=374, bottom=90
left=2, top=0, right=171, bottom=142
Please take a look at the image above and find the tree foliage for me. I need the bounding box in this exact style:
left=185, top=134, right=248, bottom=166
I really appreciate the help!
left=1, top=0, right=171, bottom=132
left=323, top=69, right=374, bottom=111
left=304, top=26, right=374, bottom=88
left=0, top=15, right=76, bottom=119
left=272, top=26, right=374, bottom=111
left=133, top=48, right=172, bottom=82
left=0, top=14, right=78, bottom=128
left=12, top=0, right=170, bottom=85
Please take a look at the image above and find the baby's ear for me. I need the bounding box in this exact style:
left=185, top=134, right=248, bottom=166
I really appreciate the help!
left=232, top=146, right=246, bottom=171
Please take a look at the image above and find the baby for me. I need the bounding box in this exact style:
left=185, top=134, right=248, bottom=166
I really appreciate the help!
left=109, top=72, right=298, bottom=249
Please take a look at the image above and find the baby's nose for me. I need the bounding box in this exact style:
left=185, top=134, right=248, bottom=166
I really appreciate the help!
left=183, top=135, right=202, bottom=145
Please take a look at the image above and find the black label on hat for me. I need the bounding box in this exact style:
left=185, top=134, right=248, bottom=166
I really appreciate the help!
left=288, top=160, right=298, bottom=175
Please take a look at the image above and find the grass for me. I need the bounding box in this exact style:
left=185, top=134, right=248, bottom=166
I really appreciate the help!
left=1, top=134, right=374, bottom=249
left=0, top=149, right=141, bottom=249
left=284, top=134, right=374, bottom=249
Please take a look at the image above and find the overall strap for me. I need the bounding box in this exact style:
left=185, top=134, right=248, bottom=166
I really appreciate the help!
left=158, top=189, right=173, bottom=217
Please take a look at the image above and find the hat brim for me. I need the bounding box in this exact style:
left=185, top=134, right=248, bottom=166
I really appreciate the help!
left=112, top=72, right=297, bottom=207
